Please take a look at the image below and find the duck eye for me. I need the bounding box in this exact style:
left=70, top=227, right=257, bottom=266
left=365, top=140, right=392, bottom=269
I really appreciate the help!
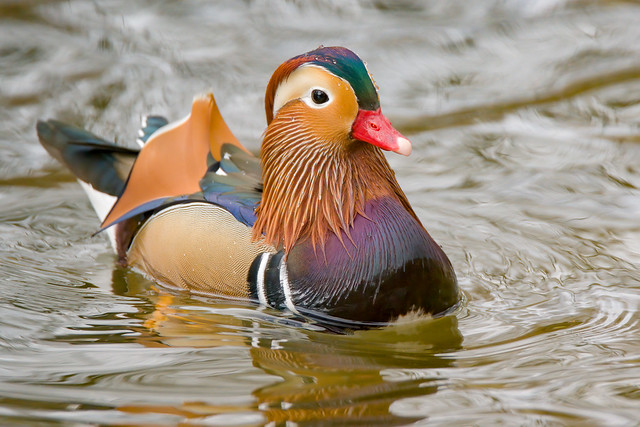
left=311, top=89, right=329, bottom=105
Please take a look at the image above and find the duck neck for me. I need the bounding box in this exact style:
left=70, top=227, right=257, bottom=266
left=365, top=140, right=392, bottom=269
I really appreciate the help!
left=253, top=113, right=420, bottom=253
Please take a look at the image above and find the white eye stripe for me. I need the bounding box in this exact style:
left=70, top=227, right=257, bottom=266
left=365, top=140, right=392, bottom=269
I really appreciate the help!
left=272, top=65, right=341, bottom=118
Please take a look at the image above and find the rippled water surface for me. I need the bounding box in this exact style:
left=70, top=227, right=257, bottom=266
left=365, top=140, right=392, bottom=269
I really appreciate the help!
left=1, top=1, right=640, bottom=425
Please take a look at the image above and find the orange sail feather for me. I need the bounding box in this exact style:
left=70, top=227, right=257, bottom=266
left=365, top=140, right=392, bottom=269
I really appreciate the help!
left=101, top=93, right=248, bottom=229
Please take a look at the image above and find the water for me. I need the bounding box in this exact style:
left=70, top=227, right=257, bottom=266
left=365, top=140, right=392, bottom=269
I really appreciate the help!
left=1, top=1, right=640, bottom=425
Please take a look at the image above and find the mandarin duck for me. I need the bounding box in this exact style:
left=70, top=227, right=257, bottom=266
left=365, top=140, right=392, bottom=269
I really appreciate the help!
left=36, top=46, right=459, bottom=329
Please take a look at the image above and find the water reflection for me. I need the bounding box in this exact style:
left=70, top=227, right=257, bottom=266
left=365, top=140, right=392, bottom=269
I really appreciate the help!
left=92, top=268, right=463, bottom=424
left=251, top=320, right=459, bottom=424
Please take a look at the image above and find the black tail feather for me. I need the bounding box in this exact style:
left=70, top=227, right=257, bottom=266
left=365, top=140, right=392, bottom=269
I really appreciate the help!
left=36, top=120, right=139, bottom=196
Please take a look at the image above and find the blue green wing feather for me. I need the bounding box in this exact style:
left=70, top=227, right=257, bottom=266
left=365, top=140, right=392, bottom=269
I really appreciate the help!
left=199, top=143, right=262, bottom=227
left=137, top=116, right=169, bottom=145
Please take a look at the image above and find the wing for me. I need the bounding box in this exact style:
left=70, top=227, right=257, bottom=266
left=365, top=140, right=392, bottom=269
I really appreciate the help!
left=102, top=143, right=263, bottom=232
left=101, top=93, right=252, bottom=229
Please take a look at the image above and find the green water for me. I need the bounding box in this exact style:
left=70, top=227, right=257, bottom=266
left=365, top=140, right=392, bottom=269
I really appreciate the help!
left=1, top=1, right=639, bottom=425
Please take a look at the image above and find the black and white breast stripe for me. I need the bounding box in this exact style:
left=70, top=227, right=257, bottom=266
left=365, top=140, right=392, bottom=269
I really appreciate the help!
left=248, top=252, right=299, bottom=314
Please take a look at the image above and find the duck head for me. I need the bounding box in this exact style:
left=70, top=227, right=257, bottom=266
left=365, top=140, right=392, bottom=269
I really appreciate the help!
left=255, top=46, right=418, bottom=253
left=264, top=46, right=411, bottom=156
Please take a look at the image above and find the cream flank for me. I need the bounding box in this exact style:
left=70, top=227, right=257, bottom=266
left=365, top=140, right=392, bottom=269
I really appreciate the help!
left=127, top=202, right=275, bottom=295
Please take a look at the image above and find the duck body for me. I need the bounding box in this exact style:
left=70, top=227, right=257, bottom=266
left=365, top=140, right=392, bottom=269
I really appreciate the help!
left=37, top=47, right=459, bottom=329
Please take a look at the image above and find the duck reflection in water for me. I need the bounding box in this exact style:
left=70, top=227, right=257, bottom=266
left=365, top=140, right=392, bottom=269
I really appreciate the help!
left=110, top=269, right=463, bottom=425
